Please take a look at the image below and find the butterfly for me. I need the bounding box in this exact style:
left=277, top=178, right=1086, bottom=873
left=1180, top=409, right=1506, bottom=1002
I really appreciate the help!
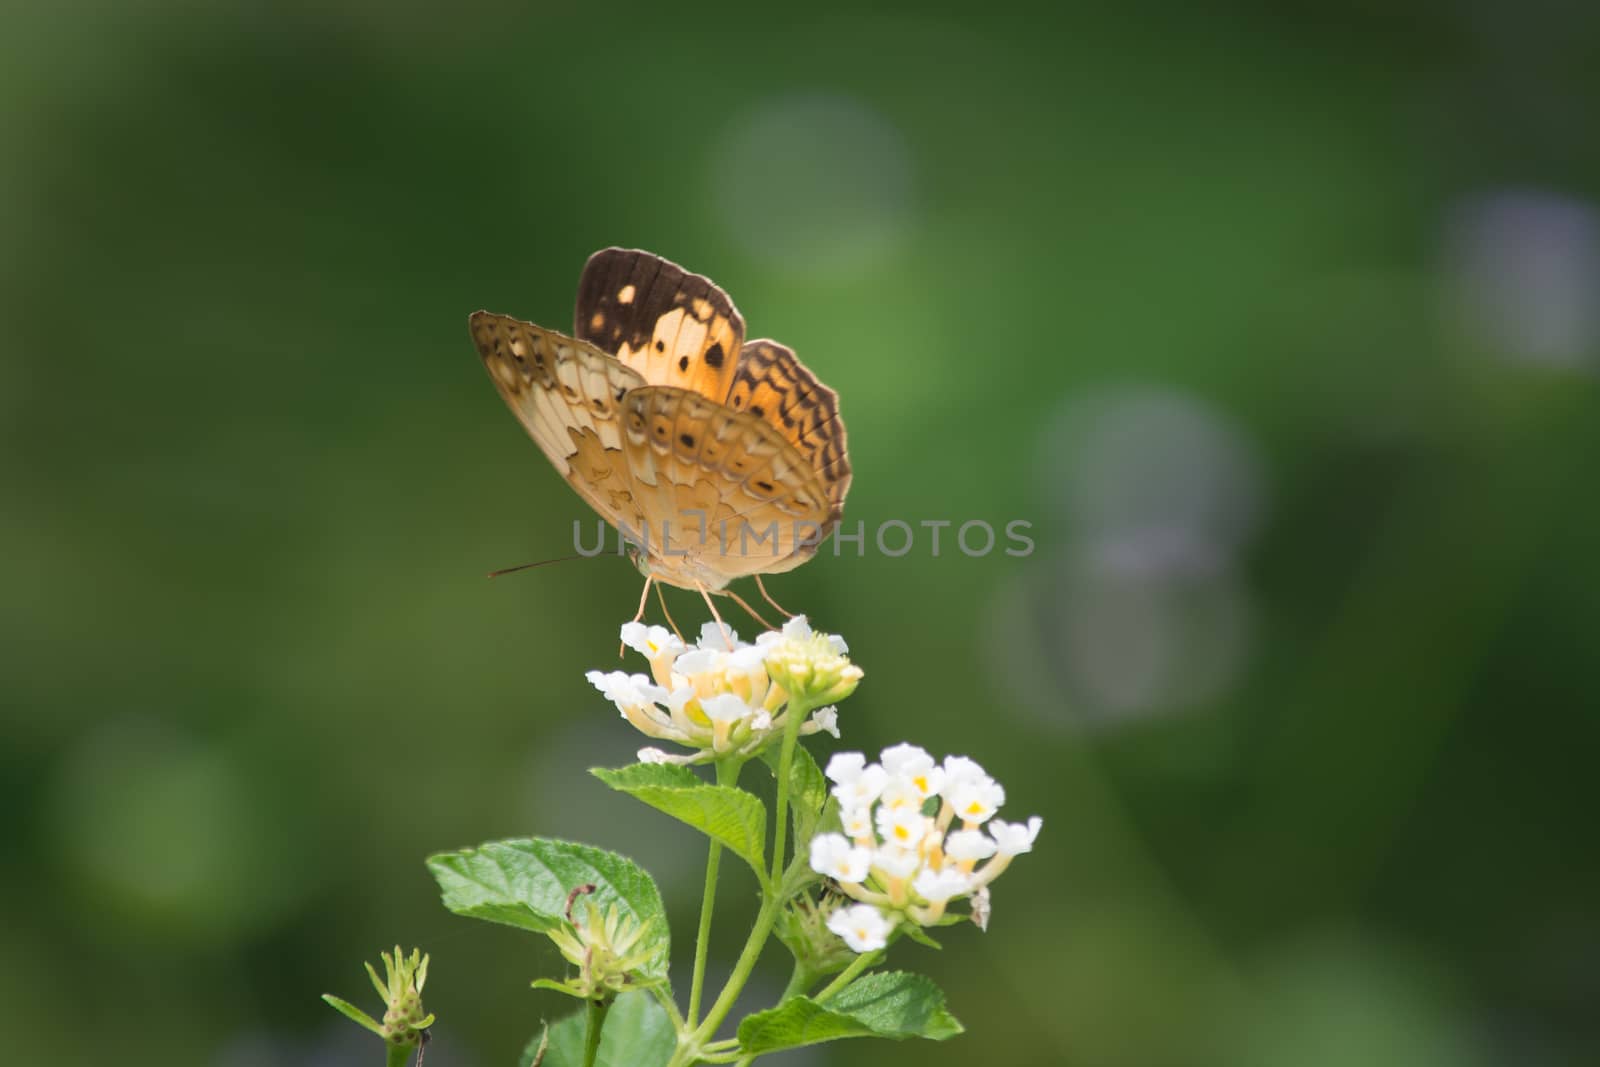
left=470, top=248, right=851, bottom=620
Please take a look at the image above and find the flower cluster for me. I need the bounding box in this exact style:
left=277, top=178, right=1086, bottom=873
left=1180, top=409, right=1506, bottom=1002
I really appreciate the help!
left=321, top=945, right=435, bottom=1053
left=546, top=891, right=659, bottom=999
left=811, top=745, right=1042, bottom=952
left=587, top=616, right=859, bottom=763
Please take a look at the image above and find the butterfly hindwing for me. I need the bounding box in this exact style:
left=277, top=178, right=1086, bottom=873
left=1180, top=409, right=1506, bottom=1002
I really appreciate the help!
left=727, top=339, right=851, bottom=528
left=575, top=248, right=746, bottom=400
left=619, top=386, right=833, bottom=577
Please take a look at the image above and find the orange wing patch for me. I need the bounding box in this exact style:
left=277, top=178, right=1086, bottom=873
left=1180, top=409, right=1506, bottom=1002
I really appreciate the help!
left=575, top=247, right=745, bottom=400
left=726, top=340, right=851, bottom=528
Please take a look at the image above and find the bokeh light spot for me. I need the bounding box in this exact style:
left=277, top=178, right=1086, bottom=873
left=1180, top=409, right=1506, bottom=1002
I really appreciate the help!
left=708, top=92, right=915, bottom=275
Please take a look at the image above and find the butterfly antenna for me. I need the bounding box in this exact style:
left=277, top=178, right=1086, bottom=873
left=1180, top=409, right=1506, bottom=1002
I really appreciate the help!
left=486, top=553, right=591, bottom=578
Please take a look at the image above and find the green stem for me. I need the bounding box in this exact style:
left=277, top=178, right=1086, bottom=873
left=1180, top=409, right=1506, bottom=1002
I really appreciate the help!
left=688, top=759, right=740, bottom=1027
left=814, top=950, right=880, bottom=1004
left=385, top=1043, right=414, bottom=1067
left=581, top=998, right=610, bottom=1067
left=768, top=698, right=811, bottom=886
left=778, top=959, right=815, bottom=1002
left=691, top=891, right=782, bottom=1046
left=687, top=708, right=811, bottom=1052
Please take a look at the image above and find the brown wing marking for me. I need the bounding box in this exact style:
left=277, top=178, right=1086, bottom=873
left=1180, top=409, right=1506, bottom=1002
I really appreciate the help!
left=470, top=310, right=648, bottom=529
left=725, top=339, right=851, bottom=527
left=619, top=386, right=830, bottom=583
left=575, top=247, right=745, bottom=400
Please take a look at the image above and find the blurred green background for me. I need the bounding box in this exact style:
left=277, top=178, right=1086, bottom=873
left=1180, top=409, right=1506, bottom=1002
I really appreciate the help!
left=6, top=3, right=1600, bottom=1065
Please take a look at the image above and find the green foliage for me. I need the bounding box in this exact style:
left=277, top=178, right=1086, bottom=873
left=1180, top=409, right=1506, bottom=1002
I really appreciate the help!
left=760, top=743, right=834, bottom=848
left=427, top=838, right=670, bottom=983
left=521, top=993, right=674, bottom=1067
left=736, top=972, right=963, bottom=1053
left=592, top=764, right=768, bottom=878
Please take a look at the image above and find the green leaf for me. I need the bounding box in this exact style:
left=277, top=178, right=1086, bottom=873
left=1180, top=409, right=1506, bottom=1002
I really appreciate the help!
left=591, top=764, right=767, bottom=877
left=320, top=994, right=383, bottom=1036
left=530, top=977, right=583, bottom=999
left=736, top=972, right=963, bottom=1054
left=522, top=991, right=675, bottom=1067
left=761, top=743, right=834, bottom=845
left=426, top=838, right=670, bottom=982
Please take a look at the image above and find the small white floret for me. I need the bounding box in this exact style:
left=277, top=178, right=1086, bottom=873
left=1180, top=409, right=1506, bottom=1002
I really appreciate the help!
left=912, top=867, right=971, bottom=904
left=989, top=815, right=1042, bottom=856
left=809, top=833, right=871, bottom=884
left=944, top=829, right=999, bottom=862
left=826, top=903, right=893, bottom=953
left=948, top=776, right=1006, bottom=824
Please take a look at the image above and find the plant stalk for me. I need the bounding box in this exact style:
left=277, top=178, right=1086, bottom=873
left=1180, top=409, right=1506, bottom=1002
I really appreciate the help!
left=581, top=997, right=610, bottom=1067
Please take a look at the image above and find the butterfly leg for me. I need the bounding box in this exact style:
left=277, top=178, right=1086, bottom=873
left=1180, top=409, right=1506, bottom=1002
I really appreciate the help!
left=754, top=575, right=796, bottom=619
left=694, top=581, right=737, bottom=650
left=654, top=581, right=686, bottom=642
left=621, top=576, right=655, bottom=657
left=721, top=587, right=776, bottom=632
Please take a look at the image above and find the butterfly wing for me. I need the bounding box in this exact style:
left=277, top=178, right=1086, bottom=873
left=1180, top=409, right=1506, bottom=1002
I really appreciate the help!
left=620, top=386, right=834, bottom=584
left=575, top=248, right=746, bottom=399
left=470, top=310, right=654, bottom=536
left=726, top=340, right=852, bottom=531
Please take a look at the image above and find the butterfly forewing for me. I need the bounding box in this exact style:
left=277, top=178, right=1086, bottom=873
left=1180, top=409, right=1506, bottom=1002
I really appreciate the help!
left=471, top=311, right=652, bottom=534
left=576, top=248, right=746, bottom=400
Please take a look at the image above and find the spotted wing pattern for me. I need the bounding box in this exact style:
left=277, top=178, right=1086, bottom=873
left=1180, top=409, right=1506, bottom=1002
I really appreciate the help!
left=575, top=248, right=745, bottom=400
left=726, top=340, right=851, bottom=528
left=620, top=386, right=833, bottom=581
left=470, top=310, right=651, bottom=533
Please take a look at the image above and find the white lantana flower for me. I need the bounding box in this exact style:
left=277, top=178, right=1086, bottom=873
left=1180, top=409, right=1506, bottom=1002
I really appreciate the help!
left=763, top=615, right=862, bottom=704
left=810, top=706, right=840, bottom=738
left=840, top=805, right=875, bottom=843
left=619, top=623, right=686, bottom=687
left=826, top=752, right=888, bottom=808
left=944, top=829, right=999, bottom=863
left=826, top=903, right=893, bottom=953
left=946, top=776, right=1006, bottom=825
left=809, top=835, right=872, bottom=883
left=874, top=805, right=930, bottom=850
left=590, top=618, right=854, bottom=762
left=805, top=744, right=1042, bottom=951
left=990, top=816, right=1043, bottom=856
left=912, top=867, right=972, bottom=904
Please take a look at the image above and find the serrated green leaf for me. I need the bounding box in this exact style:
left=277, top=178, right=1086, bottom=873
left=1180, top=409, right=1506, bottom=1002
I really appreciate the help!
left=736, top=972, right=963, bottom=1054
left=523, top=991, right=675, bottom=1067
left=591, top=764, right=767, bottom=877
left=761, top=743, right=834, bottom=846
left=426, top=838, right=670, bottom=982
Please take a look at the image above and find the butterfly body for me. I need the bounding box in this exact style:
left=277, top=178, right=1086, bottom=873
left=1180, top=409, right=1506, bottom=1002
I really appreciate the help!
left=471, top=249, right=850, bottom=592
